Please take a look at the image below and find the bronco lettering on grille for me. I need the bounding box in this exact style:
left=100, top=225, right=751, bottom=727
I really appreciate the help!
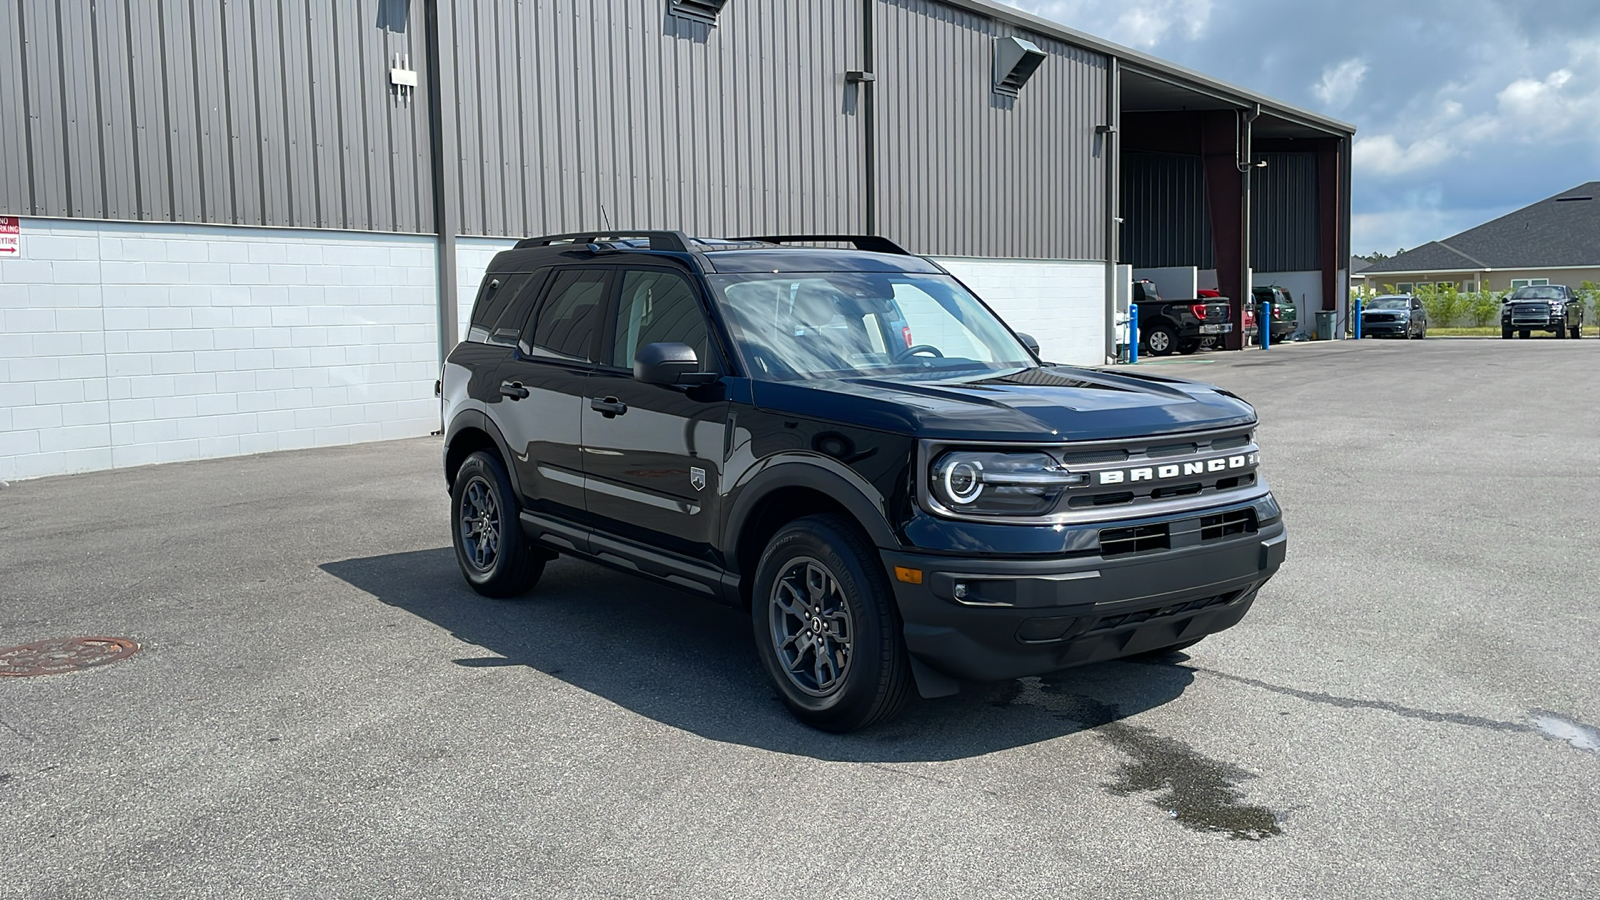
left=1097, top=453, right=1258, bottom=485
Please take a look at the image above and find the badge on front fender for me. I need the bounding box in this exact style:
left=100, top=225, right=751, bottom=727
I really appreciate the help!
left=690, top=467, right=706, bottom=491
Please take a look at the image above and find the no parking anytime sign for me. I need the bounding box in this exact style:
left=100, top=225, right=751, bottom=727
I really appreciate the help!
left=0, top=217, right=18, bottom=258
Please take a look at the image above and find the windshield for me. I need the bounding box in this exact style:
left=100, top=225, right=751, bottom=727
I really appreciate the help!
left=1367, top=298, right=1409, bottom=310
left=707, top=272, right=1035, bottom=382
left=1511, top=287, right=1562, bottom=300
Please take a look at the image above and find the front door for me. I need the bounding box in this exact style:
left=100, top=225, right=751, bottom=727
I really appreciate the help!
left=581, top=266, right=730, bottom=564
left=496, top=266, right=611, bottom=531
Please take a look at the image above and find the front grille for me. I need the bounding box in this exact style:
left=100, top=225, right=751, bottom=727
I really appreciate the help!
left=1047, top=428, right=1262, bottom=519
left=1201, top=508, right=1257, bottom=541
left=1100, top=523, right=1170, bottom=557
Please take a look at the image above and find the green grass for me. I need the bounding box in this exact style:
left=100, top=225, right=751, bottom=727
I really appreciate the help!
left=1423, top=325, right=1594, bottom=338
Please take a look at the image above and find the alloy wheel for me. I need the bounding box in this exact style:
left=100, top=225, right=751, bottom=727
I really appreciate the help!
left=768, top=557, right=855, bottom=697
left=459, top=475, right=502, bottom=571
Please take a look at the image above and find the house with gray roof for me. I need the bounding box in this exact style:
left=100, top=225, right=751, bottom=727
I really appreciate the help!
left=1357, top=182, right=1600, bottom=294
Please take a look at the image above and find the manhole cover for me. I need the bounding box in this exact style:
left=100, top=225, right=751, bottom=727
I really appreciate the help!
left=0, top=637, right=141, bottom=677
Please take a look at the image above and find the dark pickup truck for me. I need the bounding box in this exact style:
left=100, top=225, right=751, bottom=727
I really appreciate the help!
left=1134, top=280, right=1233, bottom=355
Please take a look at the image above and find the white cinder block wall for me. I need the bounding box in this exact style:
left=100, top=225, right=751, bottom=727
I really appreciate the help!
left=931, top=258, right=1107, bottom=366
left=0, top=219, right=441, bottom=482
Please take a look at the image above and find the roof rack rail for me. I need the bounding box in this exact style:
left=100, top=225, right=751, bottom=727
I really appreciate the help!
left=737, top=234, right=912, bottom=256
left=513, top=230, right=693, bottom=252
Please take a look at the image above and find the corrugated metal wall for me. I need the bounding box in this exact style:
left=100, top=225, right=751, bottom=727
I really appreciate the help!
left=446, top=0, right=867, bottom=240
left=872, top=0, right=1108, bottom=259
left=0, top=0, right=433, bottom=233
left=1120, top=151, right=1213, bottom=269
left=1251, top=151, right=1319, bottom=271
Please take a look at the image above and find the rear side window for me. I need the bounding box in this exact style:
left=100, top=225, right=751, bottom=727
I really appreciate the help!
left=526, top=269, right=608, bottom=362
left=469, top=272, right=544, bottom=346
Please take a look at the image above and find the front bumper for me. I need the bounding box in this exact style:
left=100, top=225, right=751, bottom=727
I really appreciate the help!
left=1362, top=319, right=1410, bottom=336
left=882, top=506, right=1286, bottom=683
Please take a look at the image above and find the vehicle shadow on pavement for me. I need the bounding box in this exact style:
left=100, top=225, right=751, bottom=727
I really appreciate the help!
left=321, top=549, right=1197, bottom=762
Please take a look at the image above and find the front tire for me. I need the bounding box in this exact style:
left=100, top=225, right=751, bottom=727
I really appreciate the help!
left=1501, top=325, right=1513, bottom=339
left=751, top=514, right=913, bottom=732
left=451, top=451, right=546, bottom=598
left=1573, top=325, right=1583, bottom=339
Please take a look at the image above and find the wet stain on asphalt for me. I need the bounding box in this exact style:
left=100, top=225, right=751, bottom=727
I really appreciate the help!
left=1531, top=711, right=1600, bottom=756
left=1004, top=677, right=1284, bottom=840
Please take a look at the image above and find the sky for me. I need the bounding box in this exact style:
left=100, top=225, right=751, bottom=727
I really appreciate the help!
left=1003, top=0, right=1600, bottom=256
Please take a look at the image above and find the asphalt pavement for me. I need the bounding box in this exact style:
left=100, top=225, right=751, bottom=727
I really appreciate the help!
left=2, top=337, right=1597, bottom=898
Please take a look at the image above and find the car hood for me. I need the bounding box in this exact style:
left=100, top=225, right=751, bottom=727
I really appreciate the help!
left=750, top=366, right=1256, bottom=442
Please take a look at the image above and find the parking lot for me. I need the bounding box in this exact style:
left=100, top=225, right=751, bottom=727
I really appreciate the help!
left=2, top=338, right=1597, bottom=899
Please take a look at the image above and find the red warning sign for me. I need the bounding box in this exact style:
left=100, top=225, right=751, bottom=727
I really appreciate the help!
left=0, top=217, right=18, bottom=259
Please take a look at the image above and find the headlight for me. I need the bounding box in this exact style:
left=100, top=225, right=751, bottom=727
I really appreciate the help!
left=928, top=451, right=1086, bottom=516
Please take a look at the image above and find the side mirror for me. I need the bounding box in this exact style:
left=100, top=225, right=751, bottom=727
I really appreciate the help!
left=1015, top=332, right=1041, bottom=356
left=634, top=342, right=717, bottom=386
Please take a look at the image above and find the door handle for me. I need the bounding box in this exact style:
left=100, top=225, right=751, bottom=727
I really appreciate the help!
left=590, top=397, right=628, bottom=418
left=500, top=381, right=530, bottom=400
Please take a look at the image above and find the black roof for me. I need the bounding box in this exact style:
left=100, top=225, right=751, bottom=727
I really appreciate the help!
left=1364, top=182, right=1600, bottom=274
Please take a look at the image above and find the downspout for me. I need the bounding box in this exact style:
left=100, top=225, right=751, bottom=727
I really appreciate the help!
left=1104, top=57, right=1120, bottom=363
left=862, top=0, right=877, bottom=234
left=1237, top=102, right=1261, bottom=349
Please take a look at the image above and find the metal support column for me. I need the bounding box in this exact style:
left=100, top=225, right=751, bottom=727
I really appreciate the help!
left=424, top=0, right=460, bottom=371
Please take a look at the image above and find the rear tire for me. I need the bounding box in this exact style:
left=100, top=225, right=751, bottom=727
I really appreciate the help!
left=1176, top=340, right=1201, bottom=355
left=751, top=514, right=913, bottom=732
left=1144, top=324, right=1178, bottom=356
left=451, top=451, right=547, bottom=599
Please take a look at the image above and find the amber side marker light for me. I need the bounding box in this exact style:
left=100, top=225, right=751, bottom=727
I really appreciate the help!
left=894, top=567, right=924, bottom=584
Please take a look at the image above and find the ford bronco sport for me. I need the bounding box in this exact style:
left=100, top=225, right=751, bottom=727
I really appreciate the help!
left=440, top=231, right=1287, bottom=732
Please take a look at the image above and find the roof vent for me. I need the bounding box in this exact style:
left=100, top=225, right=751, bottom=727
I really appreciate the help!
left=668, top=0, right=728, bottom=25
left=1555, top=196, right=1593, bottom=202
left=993, top=36, right=1046, bottom=96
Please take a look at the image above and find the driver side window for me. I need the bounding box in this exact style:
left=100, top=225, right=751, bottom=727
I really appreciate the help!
left=610, top=269, right=714, bottom=370
left=891, top=284, right=991, bottom=361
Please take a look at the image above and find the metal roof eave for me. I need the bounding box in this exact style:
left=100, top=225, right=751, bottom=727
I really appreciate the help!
left=949, top=0, right=1357, bottom=138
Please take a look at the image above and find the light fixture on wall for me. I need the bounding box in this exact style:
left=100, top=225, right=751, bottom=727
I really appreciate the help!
left=669, top=0, right=729, bottom=25
left=993, top=36, right=1046, bottom=97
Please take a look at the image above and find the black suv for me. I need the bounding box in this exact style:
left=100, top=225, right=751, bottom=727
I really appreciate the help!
left=1501, top=285, right=1584, bottom=339
left=441, top=231, right=1287, bottom=732
left=1253, top=286, right=1299, bottom=343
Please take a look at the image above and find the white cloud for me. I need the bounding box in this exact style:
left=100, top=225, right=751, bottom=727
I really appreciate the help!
left=1001, top=0, right=1213, bottom=48
left=1353, top=134, right=1458, bottom=177
left=1312, top=58, right=1368, bottom=111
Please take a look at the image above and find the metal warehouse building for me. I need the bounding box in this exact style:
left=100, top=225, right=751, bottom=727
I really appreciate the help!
left=0, top=0, right=1354, bottom=482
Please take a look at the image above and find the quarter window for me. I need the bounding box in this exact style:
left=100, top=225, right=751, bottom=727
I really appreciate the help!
left=527, top=269, right=607, bottom=362
left=610, top=270, right=714, bottom=369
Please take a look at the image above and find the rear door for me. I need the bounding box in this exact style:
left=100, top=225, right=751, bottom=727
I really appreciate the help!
left=581, top=265, right=731, bottom=565
left=496, top=266, right=612, bottom=534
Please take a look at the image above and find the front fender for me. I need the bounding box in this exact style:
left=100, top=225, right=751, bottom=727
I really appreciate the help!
left=721, top=454, right=901, bottom=574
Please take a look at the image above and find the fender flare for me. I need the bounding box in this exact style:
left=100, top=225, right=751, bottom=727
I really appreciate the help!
left=721, top=457, right=900, bottom=576
left=444, top=409, right=523, bottom=497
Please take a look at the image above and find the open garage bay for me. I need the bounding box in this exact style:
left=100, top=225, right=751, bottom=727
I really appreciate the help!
left=1, top=339, right=1596, bottom=898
